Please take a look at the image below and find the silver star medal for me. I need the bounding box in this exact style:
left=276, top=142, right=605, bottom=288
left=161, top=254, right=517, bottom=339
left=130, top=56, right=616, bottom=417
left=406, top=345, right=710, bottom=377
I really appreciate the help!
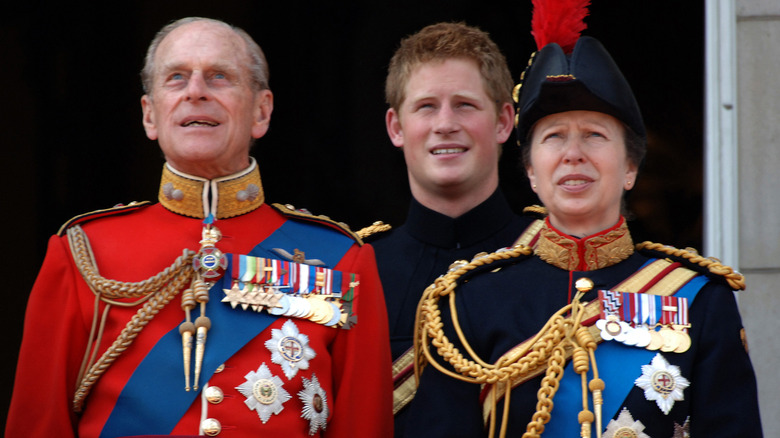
left=236, top=363, right=291, bottom=423
left=603, top=408, right=650, bottom=438
left=298, top=374, right=329, bottom=436
left=265, top=320, right=317, bottom=379
left=634, top=353, right=690, bottom=414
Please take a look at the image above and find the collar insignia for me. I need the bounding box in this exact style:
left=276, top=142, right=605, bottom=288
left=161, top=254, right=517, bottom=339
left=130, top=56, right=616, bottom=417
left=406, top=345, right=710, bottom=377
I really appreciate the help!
left=159, top=158, right=264, bottom=219
left=535, top=218, right=634, bottom=271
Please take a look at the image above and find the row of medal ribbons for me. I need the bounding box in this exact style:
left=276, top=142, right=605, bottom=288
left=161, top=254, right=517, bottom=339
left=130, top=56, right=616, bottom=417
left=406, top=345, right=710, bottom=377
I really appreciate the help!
left=220, top=254, right=358, bottom=327
left=596, top=290, right=691, bottom=353
left=230, top=253, right=355, bottom=297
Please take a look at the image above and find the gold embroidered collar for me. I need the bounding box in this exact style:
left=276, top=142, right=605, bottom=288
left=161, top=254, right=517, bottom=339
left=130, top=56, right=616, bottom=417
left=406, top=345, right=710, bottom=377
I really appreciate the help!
left=158, top=158, right=265, bottom=219
left=535, top=217, right=634, bottom=271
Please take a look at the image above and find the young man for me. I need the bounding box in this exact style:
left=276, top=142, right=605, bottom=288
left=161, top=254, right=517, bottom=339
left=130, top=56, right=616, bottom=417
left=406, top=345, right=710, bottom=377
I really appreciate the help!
left=7, top=17, right=392, bottom=437
left=368, top=22, right=539, bottom=436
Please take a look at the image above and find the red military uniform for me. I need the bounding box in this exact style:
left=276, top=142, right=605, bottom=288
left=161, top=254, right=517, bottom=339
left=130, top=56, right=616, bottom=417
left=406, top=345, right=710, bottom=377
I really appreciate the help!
left=7, top=159, right=393, bottom=437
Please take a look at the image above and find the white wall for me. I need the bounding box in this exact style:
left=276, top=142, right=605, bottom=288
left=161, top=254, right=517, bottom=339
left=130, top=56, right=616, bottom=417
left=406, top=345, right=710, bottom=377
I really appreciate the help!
left=729, top=0, right=780, bottom=435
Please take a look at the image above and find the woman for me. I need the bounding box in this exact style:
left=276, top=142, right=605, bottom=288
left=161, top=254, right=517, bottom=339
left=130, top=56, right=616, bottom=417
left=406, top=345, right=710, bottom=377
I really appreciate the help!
left=405, top=7, right=762, bottom=438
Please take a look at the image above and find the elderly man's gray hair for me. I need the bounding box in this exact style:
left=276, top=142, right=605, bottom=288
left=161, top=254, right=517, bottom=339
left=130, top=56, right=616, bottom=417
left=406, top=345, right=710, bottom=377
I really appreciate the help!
left=140, top=17, right=270, bottom=94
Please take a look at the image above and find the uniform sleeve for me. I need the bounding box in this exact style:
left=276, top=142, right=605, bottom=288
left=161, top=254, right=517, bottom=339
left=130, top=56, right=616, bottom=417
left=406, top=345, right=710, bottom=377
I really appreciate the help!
left=327, top=243, right=394, bottom=437
left=689, top=283, right=763, bottom=437
left=6, top=235, right=90, bottom=437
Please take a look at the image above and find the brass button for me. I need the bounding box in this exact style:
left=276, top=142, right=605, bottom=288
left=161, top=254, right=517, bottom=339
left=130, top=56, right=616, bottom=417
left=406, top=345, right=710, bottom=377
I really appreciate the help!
left=201, top=418, right=222, bottom=436
left=204, top=386, right=224, bottom=404
left=214, top=363, right=226, bottom=373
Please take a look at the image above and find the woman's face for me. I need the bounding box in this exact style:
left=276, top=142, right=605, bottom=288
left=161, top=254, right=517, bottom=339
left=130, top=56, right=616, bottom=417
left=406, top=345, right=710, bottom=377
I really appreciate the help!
left=526, top=110, right=638, bottom=236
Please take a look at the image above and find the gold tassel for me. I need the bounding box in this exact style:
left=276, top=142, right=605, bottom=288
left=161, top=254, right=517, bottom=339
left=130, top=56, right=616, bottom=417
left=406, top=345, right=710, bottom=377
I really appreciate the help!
left=180, top=287, right=196, bottom=391
left=192, top=278, right=210, bottom=390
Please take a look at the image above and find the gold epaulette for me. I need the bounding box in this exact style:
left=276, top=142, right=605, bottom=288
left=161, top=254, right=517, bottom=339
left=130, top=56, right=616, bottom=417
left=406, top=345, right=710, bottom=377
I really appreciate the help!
left=513, top=218, right=545, bottom=248
left=57, top=201, right=152, bottom=237
left=636, top=241, right=746, bottom=290
left=271, top=203, right=364, bottom=246
left=356, top=221, right=392, bottom=240
left=522, top=204, right=548, bottom=216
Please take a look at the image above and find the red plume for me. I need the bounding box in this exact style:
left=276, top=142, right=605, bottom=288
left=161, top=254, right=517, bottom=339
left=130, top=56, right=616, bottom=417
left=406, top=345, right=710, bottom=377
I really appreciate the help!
left=530, top=0, right=590, bottom=54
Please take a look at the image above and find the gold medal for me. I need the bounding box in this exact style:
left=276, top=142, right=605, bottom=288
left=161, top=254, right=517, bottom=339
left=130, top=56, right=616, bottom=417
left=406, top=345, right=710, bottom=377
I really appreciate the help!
left=308, top=298, right=328, bottom=323
left=647, top=329, right=664, bottom=351
left=673, top=330, right=691, bottom=353
left=605, top=319, right=623, bottom=337
left=315, top=299, right=335, bottom=324
left=660, top=327, right=680, bottom=352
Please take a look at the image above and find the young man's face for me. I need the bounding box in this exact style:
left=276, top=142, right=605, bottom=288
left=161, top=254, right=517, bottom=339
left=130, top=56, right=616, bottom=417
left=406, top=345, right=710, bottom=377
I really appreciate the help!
left=386, top=58, right=513, bottom=207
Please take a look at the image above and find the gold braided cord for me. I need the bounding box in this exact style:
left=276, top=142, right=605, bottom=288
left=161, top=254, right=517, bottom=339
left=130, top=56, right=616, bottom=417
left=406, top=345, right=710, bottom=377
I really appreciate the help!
left=68, top=225, right=197, bottom=299
left=66, top=225, right=197, bottom=413
left=414, top=244, right=599, bottom=438
left=72, top=271, right=192, bottom=412
left=522, top=204, right=548, bottom=216
left=356, top=221, right=392, bottom=239
left=636, top=241, right=746, bottom=290
left=76, top=295, right=108, bottom=395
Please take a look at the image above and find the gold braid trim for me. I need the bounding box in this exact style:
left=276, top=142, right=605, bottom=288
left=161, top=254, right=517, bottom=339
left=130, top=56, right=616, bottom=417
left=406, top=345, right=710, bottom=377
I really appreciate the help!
left=414, top=244, right=600, bottom=438
left=67, top=225, right=196, bottom=413
left=522, top=204, right=548, bottom=216
left=636, top=241, right=746, bottom=290
left=356, top=221, right=392, bottom=240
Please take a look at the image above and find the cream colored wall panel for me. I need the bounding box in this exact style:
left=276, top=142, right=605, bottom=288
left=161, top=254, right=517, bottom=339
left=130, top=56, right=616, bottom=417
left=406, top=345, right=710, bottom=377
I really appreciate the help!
left=739, top=271, right=780, bottom=436
left=737, top=0, right=780, bottom=17
left=737, top=19, right=780, bottom=268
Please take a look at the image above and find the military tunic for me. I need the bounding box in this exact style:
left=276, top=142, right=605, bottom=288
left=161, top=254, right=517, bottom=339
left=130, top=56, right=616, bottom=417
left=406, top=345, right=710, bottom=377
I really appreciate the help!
left=406, top=218, right=761, bottom=437
left=6, top=160, right=393, bottom=437
left=369, top=190, right=536, bottom=436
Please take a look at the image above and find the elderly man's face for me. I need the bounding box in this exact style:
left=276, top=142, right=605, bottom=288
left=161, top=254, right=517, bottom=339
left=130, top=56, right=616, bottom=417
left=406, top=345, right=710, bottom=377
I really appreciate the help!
left=141, top=21, right=272, bottom=179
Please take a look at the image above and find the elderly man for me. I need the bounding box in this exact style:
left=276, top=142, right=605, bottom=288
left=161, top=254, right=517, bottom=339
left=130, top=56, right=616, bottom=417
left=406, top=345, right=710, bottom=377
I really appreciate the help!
left=365, top=22, right=539, bottom=436
left=6, top=17, right=392, bottom=437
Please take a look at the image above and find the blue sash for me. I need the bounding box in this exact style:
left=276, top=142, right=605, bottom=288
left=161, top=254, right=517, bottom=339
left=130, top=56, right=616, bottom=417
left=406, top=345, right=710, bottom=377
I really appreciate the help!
left=100, top=219, right=355, bottom=437
left=541, top=270, right=709, bottom=436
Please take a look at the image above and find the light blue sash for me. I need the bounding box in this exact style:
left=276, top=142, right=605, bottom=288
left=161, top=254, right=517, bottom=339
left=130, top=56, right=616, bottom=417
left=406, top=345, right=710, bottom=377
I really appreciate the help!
left=541, top=272, right=709, bottom=436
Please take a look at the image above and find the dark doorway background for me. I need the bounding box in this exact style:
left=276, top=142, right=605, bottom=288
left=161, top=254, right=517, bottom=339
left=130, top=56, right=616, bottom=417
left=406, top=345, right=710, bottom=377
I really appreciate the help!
left=1, top=1, right=704, bottom=425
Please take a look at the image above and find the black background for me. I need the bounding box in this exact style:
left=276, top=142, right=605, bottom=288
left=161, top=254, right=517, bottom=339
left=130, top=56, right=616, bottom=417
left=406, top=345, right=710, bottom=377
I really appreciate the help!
left=1, top=1, right=704, bottom=427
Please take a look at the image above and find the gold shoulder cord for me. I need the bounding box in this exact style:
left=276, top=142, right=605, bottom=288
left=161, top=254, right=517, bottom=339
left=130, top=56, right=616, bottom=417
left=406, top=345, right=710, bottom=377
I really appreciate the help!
left=636, top=241, right=746, bottom=290
left=355, top=221, right=392, bottom=240
left=66, top=225, right=197, bottom=413
left=414, top=244, right=604, bottom=438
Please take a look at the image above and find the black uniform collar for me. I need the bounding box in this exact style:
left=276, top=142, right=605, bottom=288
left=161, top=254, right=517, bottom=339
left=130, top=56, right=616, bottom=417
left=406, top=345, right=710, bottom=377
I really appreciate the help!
left=404, top=189, right=515, bottom=249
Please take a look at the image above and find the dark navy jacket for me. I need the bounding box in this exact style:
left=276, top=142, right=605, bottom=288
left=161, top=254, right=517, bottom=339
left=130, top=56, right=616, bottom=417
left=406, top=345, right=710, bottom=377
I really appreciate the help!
left=405, top=239, right=762, bottom=437
left=369, top=189, right=536, bottom=437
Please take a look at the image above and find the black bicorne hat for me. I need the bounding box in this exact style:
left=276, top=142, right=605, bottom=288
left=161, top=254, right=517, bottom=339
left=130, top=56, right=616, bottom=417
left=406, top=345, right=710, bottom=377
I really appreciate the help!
left=514, top=1, right=645, bottom=143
